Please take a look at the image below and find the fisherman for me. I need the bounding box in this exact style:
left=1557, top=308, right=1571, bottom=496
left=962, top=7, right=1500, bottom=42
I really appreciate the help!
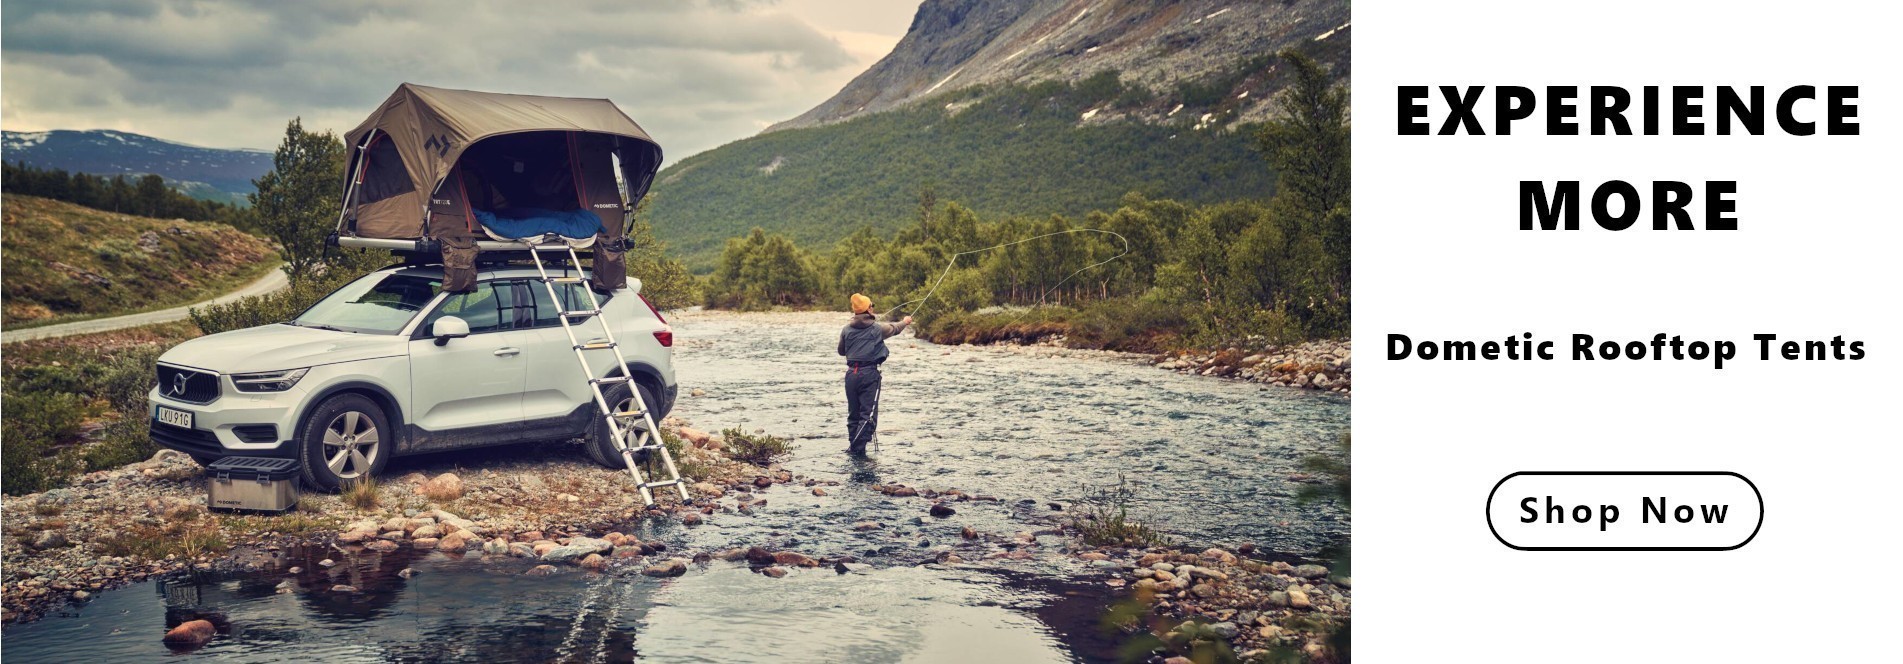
left=838, top=293, right=911, bottom=455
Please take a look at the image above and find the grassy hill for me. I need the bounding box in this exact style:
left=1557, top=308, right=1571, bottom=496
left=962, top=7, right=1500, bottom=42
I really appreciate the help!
left=1, top=196, right=278, bottom=328
left=647, top=73, right=1278, bottom=272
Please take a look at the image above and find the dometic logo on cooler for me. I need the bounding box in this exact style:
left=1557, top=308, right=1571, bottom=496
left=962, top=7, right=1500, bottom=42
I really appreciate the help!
left=593, top=203, right=620, bottom=209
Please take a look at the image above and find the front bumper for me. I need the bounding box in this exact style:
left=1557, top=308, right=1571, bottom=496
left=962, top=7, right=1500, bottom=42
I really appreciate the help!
left=147, top=380, right=307, bottom=459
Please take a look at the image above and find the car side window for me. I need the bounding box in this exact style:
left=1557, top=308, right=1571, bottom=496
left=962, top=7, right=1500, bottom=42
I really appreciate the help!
left=423, top=282, right=504, bottom=334
left=528, top=282, right=606, bottom=328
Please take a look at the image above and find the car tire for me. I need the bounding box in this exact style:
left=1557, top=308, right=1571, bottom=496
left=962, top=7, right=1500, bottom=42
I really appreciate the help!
left=585, top=382, right=657, bottom=470
left=189, top=455, right=221, bottom=468
left=297, top=393, right=392, bottom=492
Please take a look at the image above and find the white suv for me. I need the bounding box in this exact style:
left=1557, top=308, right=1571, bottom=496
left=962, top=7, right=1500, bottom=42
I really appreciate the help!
left=147, top=263, right=677, bottom=491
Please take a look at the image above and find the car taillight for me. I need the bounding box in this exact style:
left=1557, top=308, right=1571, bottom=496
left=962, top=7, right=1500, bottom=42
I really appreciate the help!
left=653, top=330, right=673, bottom=347
left=639, top=295, right=667, bottom=324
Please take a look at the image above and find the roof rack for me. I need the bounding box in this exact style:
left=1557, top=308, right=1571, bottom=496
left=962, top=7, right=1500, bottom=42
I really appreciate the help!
left=330, top=232, right=591, bottom=255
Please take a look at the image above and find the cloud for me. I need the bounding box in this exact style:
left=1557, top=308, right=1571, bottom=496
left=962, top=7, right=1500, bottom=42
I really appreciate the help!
left=0, top=0, right=911, bottom=158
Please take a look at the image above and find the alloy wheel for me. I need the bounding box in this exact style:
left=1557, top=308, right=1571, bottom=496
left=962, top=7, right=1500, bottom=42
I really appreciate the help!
left=323, top=410, right=381, bottom=479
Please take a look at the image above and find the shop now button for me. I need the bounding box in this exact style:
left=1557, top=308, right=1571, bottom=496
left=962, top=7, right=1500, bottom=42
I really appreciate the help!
left=1486, top=472, right=1763, bottom=551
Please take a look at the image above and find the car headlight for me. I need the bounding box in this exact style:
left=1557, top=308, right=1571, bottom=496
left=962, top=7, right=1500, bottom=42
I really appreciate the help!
left=231, top=368, right=309, bottom=392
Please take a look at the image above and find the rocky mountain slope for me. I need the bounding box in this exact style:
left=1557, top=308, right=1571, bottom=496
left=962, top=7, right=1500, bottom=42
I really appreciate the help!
left=648, top=0, right=1349, bottom=270
left=770, top=0, right=1350, bottom=131
left=2, top=130, right=271, bottom=203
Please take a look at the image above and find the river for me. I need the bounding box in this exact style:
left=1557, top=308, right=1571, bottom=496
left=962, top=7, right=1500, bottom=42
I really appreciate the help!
left=1, top=310, right=1349, bottom=662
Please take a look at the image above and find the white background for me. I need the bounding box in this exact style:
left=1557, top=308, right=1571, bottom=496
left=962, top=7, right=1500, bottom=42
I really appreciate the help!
left=1354, top=1, right=1901, bottom=660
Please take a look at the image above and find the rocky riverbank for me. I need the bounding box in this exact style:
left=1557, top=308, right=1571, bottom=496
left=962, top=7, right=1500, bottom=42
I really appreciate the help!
left=4, top=379, right=1348, bottom=660
left=1152, top=339, right=1352, bottom=395
left=0, top=418, right=755, bottom=624
left=1069, top=544, right=1350, bottom=662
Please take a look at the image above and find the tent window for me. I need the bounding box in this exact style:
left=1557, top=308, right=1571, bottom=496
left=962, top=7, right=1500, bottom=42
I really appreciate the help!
left=458, top=131, right=581, bottom=213
left=357, top=137, right=414, bottom=205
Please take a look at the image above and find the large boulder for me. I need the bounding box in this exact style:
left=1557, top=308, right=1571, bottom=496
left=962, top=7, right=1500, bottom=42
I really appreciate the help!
left=542, top=544, right=601, bottom=563
left=162, top=619, right=216, bottom=646
left=642, top=558, right=689, bottom=577
left=420, top=473, right=463, bottom=500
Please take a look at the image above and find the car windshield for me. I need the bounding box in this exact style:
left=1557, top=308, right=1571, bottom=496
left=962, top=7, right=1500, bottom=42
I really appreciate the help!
left=288, top=272, right=443, bottom=334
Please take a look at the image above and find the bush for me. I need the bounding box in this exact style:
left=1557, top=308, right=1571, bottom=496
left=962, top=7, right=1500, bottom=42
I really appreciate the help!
left=1, top=392, right=87, bottom=494
left=1065, top=298, right=1190, bottom=352
left=721, top=427, right=792, bottom=466
left=1070, top=473, right=1170, bottom=548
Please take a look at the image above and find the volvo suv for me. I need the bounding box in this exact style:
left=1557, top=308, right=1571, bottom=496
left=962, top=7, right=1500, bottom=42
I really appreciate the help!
left=147, top=263, right=677, bottom=491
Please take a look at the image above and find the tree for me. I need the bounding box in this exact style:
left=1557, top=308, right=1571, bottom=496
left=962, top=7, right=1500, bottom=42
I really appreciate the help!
left=622, top=199, right=700, bottom=310
left=251, top=118, right=347, bottom=282
left=1254, top=48, right=1351, bottom=334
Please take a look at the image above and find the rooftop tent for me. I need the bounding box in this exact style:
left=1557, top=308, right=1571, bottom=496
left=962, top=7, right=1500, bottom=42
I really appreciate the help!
left=335, top=83, right=663, bottom=247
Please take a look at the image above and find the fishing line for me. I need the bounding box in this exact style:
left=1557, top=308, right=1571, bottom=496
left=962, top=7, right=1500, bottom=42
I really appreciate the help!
left=892, top=228, right=1131, bottom=321
left=858, top=228, right=1126, bottom=455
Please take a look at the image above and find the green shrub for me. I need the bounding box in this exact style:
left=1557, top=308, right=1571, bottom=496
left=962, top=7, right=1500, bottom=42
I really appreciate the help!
left=721, top=427, right=793, bottom=466
left=1070, top=473, right=1170, bottom=548
left=1, top=392, right=87, bottom=494
left=656, top=427, right=711, bottom=481
left=80, top=419, right=157, bottom=472
left=1065, top=298, right=1190, bottom=352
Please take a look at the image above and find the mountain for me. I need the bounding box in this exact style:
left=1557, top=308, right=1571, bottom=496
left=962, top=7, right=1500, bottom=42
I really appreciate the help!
left=770, top=0, right=1350, bottom=132
left=648, top=0, right=1350, bottom=271
left=1, top=129, right=272, bottom=203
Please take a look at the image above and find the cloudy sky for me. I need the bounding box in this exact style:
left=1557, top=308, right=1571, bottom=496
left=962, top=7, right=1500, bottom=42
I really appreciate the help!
left=1, top=0, right=921, bottom=158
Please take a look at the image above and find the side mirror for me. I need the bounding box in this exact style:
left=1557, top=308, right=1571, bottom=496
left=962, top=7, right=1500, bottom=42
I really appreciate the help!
left=432, top=317, right=470, bottom=346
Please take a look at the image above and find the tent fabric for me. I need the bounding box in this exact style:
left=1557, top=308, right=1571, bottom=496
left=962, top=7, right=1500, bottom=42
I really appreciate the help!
left=339, top=83, right=662, bottom=241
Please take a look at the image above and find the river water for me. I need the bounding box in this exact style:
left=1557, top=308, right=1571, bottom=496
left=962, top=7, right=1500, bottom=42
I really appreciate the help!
left=1, top=311, right=1348, bottom=662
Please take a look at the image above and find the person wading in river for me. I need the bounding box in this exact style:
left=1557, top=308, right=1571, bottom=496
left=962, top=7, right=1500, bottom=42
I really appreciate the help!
left=838, top=293, right=911, bottom=455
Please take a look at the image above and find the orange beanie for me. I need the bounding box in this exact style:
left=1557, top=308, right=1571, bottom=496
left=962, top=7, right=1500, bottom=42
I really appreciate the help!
left=850, top=293, right=872, bottom=314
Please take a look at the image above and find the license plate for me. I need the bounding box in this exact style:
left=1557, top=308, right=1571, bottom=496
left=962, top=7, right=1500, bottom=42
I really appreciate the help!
left=158, top=406, right=193, bottom=429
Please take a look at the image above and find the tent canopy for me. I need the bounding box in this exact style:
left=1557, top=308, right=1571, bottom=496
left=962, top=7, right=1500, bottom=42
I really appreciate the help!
left=339, top=83, right=663, bottom=241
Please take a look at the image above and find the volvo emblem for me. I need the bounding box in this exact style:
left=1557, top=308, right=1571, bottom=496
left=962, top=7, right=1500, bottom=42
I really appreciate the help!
left=170, top=373, right=189, bottom=396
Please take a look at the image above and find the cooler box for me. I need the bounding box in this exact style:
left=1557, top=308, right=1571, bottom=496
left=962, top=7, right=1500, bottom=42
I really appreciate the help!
left=207, top=457, right=300, bottom=512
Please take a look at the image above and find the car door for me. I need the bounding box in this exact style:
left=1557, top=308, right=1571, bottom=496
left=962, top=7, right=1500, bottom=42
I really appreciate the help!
left=409, top=280, right=527, bottom=432
left=516, top=279, right=619, bottom=422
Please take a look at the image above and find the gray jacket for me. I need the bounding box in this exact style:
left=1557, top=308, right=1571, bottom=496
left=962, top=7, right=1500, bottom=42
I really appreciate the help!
left=838, top=313, right=908, bottom=365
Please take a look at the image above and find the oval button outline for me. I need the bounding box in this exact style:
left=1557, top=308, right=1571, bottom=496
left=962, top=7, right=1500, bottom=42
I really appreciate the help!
left=1486, top=471, right=1763, bottom=551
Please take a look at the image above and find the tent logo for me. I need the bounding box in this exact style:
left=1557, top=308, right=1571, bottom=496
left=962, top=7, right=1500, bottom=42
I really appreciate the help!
left=424, top=134, right=452, bottom=158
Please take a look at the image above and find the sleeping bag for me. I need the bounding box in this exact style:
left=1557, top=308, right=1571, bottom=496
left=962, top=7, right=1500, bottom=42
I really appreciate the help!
left=472, top=207, right=605, bottom=240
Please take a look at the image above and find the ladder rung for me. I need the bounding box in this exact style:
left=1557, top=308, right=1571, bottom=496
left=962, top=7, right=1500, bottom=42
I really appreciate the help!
left=546, top=277, right=585, bottom=284
left=612, top=410, right=646, bottom=419
left=592, top=376, right=631, bottom=385
left=561, top=309, right=601, bottom=318
left=640, top=480, right=683, bottom=489
left=576, top=342, right=617, bottom=350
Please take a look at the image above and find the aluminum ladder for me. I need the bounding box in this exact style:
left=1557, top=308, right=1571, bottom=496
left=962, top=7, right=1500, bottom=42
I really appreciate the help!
left=519, top=236, right=690, bottom=506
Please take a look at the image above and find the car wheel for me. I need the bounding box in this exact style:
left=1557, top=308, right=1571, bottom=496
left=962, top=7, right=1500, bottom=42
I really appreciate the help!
left=297, top=393, right=392, bottom=492
left=585, top=382, right=657, bottom=470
